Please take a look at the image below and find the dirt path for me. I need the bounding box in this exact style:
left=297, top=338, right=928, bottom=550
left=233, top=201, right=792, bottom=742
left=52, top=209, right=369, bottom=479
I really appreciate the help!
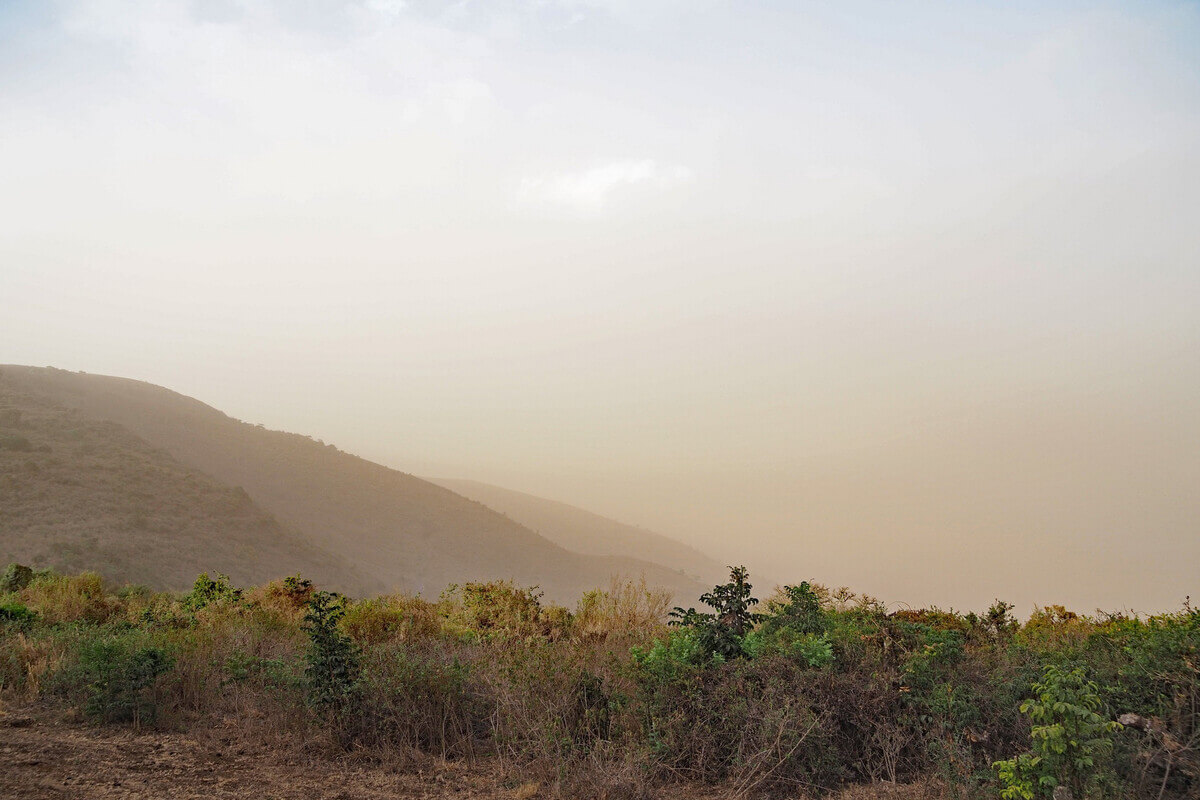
left=0, top=709, right=511, bottom=800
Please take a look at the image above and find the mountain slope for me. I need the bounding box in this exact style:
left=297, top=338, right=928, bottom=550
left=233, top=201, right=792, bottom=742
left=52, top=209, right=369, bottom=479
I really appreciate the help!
left=0, top=379, right=374, bottom=593
left=429, top=478, right=725, bottom=584
left=0, top=366, right=705, bottom=603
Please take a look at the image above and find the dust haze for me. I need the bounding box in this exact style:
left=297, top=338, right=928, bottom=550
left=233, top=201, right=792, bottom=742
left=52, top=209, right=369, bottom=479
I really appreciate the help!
left=2, top=1, right=1198, bottom=612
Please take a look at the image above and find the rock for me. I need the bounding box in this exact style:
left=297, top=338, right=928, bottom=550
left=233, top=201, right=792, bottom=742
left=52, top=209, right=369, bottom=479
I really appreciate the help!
left=1118, top=712, right=1152, bottom=731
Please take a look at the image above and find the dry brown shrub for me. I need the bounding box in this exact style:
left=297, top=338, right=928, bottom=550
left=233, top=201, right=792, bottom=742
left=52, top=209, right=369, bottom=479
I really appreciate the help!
left=573, top=577, right=671, bottom=645
left=342, top=594, right=441, bottom=645
left=0, top=631, right=67, bottom=701
left=19, top=571, right=120, bottom=624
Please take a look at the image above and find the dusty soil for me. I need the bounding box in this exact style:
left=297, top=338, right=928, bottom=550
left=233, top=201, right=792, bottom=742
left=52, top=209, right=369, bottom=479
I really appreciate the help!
left=0, top=708, right=513, bottom=800
left=0, top=707, right=943, bottom=800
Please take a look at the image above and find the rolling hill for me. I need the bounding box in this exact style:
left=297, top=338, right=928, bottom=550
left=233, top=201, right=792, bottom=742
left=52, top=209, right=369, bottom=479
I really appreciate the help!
left=0, top=365, right=705, bottom=603
left=428, top=478, right=725, bottom=585
left=0, top=379, right=373, bottom=593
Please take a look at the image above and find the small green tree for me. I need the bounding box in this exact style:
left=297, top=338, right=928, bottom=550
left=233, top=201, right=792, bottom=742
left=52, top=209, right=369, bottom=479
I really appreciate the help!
left=670, top=566, right=762, bottom=660
left=182, top=572, right=242, bottom=611
left=762, top=581, right=825, bottom=636
left=993, top=665, right=1122, bottom=799
left=303, top=591, right=361, bottom=716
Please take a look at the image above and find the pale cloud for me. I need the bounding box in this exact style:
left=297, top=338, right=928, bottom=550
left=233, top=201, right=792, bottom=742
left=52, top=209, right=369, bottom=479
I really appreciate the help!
left=364, top=0, right=407, bottom=17
left=516, top=159, right=694, bottom=215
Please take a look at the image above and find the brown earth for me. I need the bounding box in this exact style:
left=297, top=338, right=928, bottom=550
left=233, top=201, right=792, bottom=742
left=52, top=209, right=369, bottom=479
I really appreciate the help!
left=0, top=707, right=943, bottom=800
left=0, top=707, right=515, bottom=800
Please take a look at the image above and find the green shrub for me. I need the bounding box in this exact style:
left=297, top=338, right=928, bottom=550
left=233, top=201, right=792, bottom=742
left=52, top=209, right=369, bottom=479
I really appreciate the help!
left=994, top=664, right=1122, bottom=799
left=303, top=591, right=361, bottom=716
left=669, top=566, right=762, bottom=661
left=182, top=572, right=242, bottom=611
left=1, top=562, right=34, bottom=593
left=0, top=600, right=37, bottom=630
left=761, top=581, right=826, bottom=636
left=71, top=634, right=173, bottom=725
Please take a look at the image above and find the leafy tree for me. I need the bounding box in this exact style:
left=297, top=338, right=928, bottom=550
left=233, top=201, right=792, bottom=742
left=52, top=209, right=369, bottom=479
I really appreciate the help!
left=303, top=590, right=361, bottom=715
left=994, top=664, right=1123, bottom=799
left=762, top=581, right=825, bottom=636
left=670, top=566, right=762, bottom=660
left=76, top=635, right=173, bottom=726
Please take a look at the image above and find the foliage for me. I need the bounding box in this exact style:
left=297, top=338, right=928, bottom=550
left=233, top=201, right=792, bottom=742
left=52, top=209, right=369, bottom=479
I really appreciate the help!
left=73, top=633, right=173, bottom=725
left=993, top=665, right=1123, bottom=799
left=1, top=562, right=34, bottom=593
left=762, top=581, right=826, bottom=636
left=573, top=577, right=672, bottom=643
left=0, top=600, right=37, bottom=630
left=2, top=567, right=1197, bottom=798
left=302, top=590, right=361, bottom=715
left=182, top=572, right=243, bottom=611
left=669, top=565, right=762, bottom=660
left=443, top=580, right=571, bottom=641
left=260, top=574, right=315, bottom=610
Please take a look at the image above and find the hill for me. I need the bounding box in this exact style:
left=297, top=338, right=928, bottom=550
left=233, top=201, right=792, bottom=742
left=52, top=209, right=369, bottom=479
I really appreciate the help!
left=429, top=478, right=725, bottom=585
left=0, top=380, right=373, bottom=593
left=0, top=366, right=705, bottom=603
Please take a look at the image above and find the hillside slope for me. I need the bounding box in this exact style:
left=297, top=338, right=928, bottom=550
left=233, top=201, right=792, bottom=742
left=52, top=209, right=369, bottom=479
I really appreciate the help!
left=0, top=366, right=704, bottom=603
left=0, top=380, right=374, bottom=593
left=429, top=478, right=725, bottom=585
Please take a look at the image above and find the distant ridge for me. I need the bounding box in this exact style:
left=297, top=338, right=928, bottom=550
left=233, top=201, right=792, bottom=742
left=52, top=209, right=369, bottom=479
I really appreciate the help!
left=0, top=378, right=373, bottom=593
left=428, top=478, right=725, bottom=585
left=0, top=366, right=705, bottom=603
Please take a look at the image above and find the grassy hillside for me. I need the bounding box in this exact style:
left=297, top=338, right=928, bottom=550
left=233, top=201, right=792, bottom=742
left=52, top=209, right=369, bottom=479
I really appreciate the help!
left=0, top=366, right=704, bottom=603
left=429, top=478, right=725, bottom=584
left=0, top=381, right=372, bottom=593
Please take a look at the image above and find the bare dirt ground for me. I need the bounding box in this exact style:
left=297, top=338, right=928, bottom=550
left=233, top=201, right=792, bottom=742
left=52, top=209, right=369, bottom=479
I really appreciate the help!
left=0, top=707, right=942, bottom=800
left=0, top=708, right=512, bottom=800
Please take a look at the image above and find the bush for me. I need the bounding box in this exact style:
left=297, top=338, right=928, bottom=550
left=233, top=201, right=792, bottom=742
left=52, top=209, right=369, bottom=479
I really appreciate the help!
left=0, top=600, right=37, bottom=630
left=19, top=571, right=119, bottom=624
left=69, top=633, right=173, bottom=726
left=1, top=567, right=1196, bottom=798
left=443, top=581, right=571, bottom=641
left=183, top=572, right=243, bottom=611
left=994, top=664, right=1123, bottom=799
left=303, top=591, right=361, bottom=716
left=342, top=594, right=440, bottom=645
left=573, top=577, right=672, bottom=644
left=669, top=565, right=762, bottom=661
left=356, top=641, right=481, bottom=757
left=1, top=562, right=34, bottom=593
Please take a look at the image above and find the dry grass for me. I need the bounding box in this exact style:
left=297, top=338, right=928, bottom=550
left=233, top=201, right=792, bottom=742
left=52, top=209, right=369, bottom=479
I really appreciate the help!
left=18, top=571, right=120, bottom=625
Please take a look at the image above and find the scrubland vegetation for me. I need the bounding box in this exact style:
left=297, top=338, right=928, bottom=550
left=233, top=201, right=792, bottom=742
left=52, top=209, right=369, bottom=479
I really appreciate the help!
left=1, top=563, right=1196, bottom=799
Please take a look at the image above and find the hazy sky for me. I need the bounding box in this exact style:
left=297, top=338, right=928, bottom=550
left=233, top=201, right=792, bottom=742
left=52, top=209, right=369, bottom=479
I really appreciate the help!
left=3, top=0, right=1199, bottom=612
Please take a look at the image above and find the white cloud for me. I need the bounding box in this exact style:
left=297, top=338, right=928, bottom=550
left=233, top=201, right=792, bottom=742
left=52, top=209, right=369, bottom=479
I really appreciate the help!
left=516, top=159, right=693, bottom=216
left=364, top=0, right=407, bottom=17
